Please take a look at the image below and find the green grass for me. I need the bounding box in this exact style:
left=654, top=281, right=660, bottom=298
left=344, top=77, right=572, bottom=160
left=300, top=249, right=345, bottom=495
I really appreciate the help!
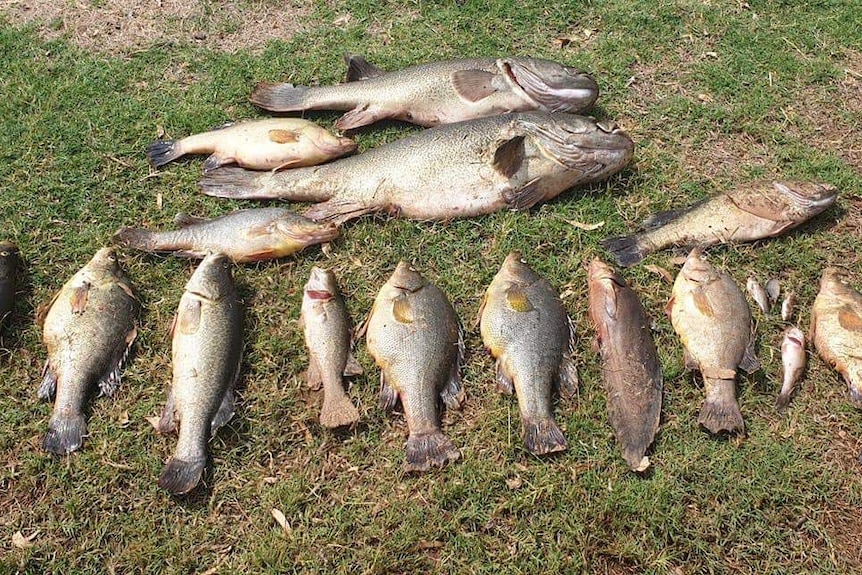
left=1, top=1, right=862, bottom=573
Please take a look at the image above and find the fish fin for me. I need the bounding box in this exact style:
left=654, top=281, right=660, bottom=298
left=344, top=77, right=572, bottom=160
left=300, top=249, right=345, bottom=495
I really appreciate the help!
left=379, top=372, right=399, bottom=413
left=492, top=136, right=526, bottom=179
left=522, top=417, right=567, bottom=455
left=249, top=82, right=308, bottom=112
left=334, top=104, right=386, bottom=130
left=641, top=199, right=707, bottom=230
left=557, top=355, right=579, bottom=399
left=343, top=352, right=363, bottom=377
left=451, top=69, right=500, bottom=102
left=502, top=178, right=545, bottom=211
left=70, top=283, right=91, bottom=314
left=775, top=392, right=792, bottom=412
left=37, top=362, right=57, bottom=401
left=739, top=333, right=760, bottom=374
left=683, top=349, right=699, bottom=371
left=43, top=412, right=87, bottom=455
left=174, top=212, right=207, bottom=228
left=504, top=285, right=534, bottom=312
left=494, top=360, right=515, bottom=395
left=158, top=456, right=207, bottom=496
left=319, top=394, right=360, bottom=428
left=600, top=235, right=648, bottom=268
left=157, top=390, right=178, bottom=434
left=405, top=430, right=461, bottom=472
left=727, top=187, right=787, bottom=221
left=304, top=199, right=378, bottom=225
left=178, top=299, right=202, bottom=334
left=440, top=338, right=465, bottom=410
left=202, top=153, right=230, bottom=174
left=209, top=121, right=235, bottom=131
left=344, top=53, right=384, bottom=82
left=210, top=387, right=236, bottom=435
left=838, top=308, right=862, bottom=332
left=391, top=293, right=414, bottom=324
left=146, top=139, right=182, bottom=168
left=698, top=385, right=744, bottom=435
left=98, top=325, right=137, bottom=397
left=268, top=129, right=301, bottom=144
left=305, top=356, right=324, bottom=391
left=692, top=290, right=715, bottom=317
left=475, top=293, right=488, bottom=329
left=199, top=167, right=268, bottom=199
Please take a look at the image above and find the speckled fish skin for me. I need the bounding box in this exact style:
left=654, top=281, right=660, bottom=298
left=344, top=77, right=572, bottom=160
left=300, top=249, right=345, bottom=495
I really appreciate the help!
left=0, top=241, right=19, bottom=329
left=479, top=252, right=577, bottom=455
left=587, top=258, right=662, bottom=471
left=157, top=253, right=243, bottom=495
left=810, top=267, right=862, bottom=408
left=776, top=327, right=806, bottom=412
left=667, top=248, right=759, bottom=435
left=38, top=248, right=139, bottom=455
left=365, top=262, right=463, bottom=472
left=113, top=208, right=339, bottom=263
left=250, top=55, right=599, bottom=129
left=602, top=181, right=838, bottom=267
left=300, top=267, right=362, bottom=428
left=199, top=112, right=634, bottom=225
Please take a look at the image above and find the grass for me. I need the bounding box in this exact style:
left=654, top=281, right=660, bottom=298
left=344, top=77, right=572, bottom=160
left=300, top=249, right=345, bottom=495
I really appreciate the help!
left=1, top=1, right=861, bottom=573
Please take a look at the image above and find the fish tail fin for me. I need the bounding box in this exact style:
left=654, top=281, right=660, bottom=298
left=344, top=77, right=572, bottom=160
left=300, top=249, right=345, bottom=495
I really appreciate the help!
left=699, top=379, right=744, bottom=434
left=621, top=447, right=652, bottom=473
left=522, top=417, right=567, bottom=455
left=43, top=412, right=87, bottom=455
left=198, top=167, right=269, bottom=199
left=249, top=82, right=309, bottom=112
left=303, top=199, right=379, bottom=225
left=147, top=140, right=182, bottom=168
left=158, top=456, right=207, bottom=495
left=319, top=393, right=360, bottom=428
left=600, top=234, right=648, bottom=268
left=775, top=392, right=792, bottom=412
left=112, top=226, right=158, bottom=251
left=405, top=430, right=461, bottom=472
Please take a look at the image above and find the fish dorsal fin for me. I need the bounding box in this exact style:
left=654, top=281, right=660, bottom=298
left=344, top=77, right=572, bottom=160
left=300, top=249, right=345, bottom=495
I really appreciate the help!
left=739, top=329, right=761, bottom=374
left=492, top=136, right=526, bottom=178
left=268, top=129, right=300, bottom=144
left=692, top=289, right=715, bottom=317
left=70, top=282, right=91, bottom=314
left=505, top=285, right=535, bottom=312
left=174, top=212, right=207, bottom=228
left=379, top=372, right=399, bottom=412
left=344, top=53, right=384, bottom=82
left=451, top=69, right=500, bottom=103
left=641, top=197, right=709, bottom=230
left=839, top=307, right=862, bottom=332
left=495, top=360, right=515, bottom=395
left=392, top=293, right=414, bottom=324
left=502, top=177, right=544, bottom=211
left=210, top=387, right=236, bottom=434
left=343, top=352, right=363, bottom=376
left=178, top=299, right=202, bottom=334
left=210, top=121, right=235, bottom=132
left=727, top=187, right=784, bottom=221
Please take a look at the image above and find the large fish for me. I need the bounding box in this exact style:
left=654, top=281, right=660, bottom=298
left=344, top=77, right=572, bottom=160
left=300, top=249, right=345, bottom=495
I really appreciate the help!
left=156, top=253, right=243, bottom=495
left=251, top=54, right=599, bottom=130
left=38, top=248, right=139, bottom=455
left=809, top=267, right=862, bottom=407
left=113, top=208, right=339, bottom=263
left=587, top=258, right=662, bottom=471
left=666, top=248, right=759, bottom=435
left=300, top=267, right=362, bottom=428
left=776, top=327, right=806, bottom=412
left=602, top=181, right=838, bottom=267
left=365, top=262, right=464, bottom=472
left=200, top=112, right=634, bottom=225
left=147, top=118, right=356, bottom=172
left=0, top=241, right=19, bottom=329
left=478, top=252, right=577, bottom=455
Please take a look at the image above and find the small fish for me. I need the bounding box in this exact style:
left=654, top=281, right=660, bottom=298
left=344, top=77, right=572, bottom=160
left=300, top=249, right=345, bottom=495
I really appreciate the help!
left=602, top=181, right=838, bottom=267
left=809, top=267, right=862, bottom=407
left=781, top=291, right=797, bottom=322
left=365, top=262, right=464, bottom=472
left=156, top=253, right=243, bottom=495
left=147, top=118, right=356, bottom=173
left=38, top=248, right=139, bottom=455
left=746, top=276, right=770, bottom=314
left=587, top=258, right=662, bottom=472
left=300, top=267, right=362, bottom=428
left=0, top=241, right=19, bottom=329
left=113, top=208, right=339, bottom=263
left=776, top=327, right=806, bottom=412
left=251, top=54, right=599, bottom=130
left=766, top=279, right=781, bottom=305
left=666, top=248, right=759, bottom=435
left=478, top=253, right=577, bottom=456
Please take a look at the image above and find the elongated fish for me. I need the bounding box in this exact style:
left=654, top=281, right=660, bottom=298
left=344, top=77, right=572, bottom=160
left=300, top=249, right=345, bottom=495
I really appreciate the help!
left=776, top=327, right=806, bottom=412
left=147, top=118, right=356, bottom=172
left=113, top=208, right=338, bottom=263
left=38, top=248, right=139, bottom=455
left=251, top=54, right=599, bottom=130
left=157, top=253, right=243, bottom=495
left=587, top=258, right=662, bottom=471
left=300, top=267, right=362, bottom=428
left=478, top=252, right=577, bottom=455
left=667, top=248, right=759, bottom=435
left=602, top=181, right=838, bottom=267
left=365, top=262, right=464, bottom=471
left=746, top=276, right=770, bottom=314
left=0, top=241, right=19, bottom=329
left=200, top=112, right=633, bottom=225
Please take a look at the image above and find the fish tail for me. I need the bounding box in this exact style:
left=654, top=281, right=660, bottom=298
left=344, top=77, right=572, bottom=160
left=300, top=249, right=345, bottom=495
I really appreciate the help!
left=775, top=392, right=792, bottom=412
left=147, top=140, right=182, bottom=168
left=405, top=430, right=461, bottom=472
left=43, top=412, right=87, bottom=455
left=699, top=379, right=744, bottom=434
left=600, top=234, right=648, bottom=268
left=522, top=417, right=567, bottom=455
left=249, top=82, right=309, bottom=112
left=198, top=167, right=269, bottom=199
left=621, top=446, right=652, bottom=473
left=319, top=393, right=360, bottom=428
left=158, top=456, right=207, bottom=495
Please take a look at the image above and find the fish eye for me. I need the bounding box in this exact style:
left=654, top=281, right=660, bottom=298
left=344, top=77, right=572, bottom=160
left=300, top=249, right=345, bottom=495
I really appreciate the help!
left=107, top=254, right=117, bottom=262
left=0, top=251, right=7, bottom=257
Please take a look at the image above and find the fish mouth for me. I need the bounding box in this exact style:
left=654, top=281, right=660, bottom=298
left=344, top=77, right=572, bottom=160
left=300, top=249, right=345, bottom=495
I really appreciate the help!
left=304, top=267, right=337, bottom=299
left=503, top=60, right=599, bottom=113
left=286, top=221, right=340, bottom=245
left=774, top=181, right=838, bottom=210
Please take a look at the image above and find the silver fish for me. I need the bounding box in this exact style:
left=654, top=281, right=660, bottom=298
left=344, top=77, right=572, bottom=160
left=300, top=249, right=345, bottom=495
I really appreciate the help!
left=781, top=291, right=797, bottom=322
left=776, top=327, right=806, bottom=412
left=766, top=279, right=781, bottom=305
left=746, top=276, right=770, bottom=314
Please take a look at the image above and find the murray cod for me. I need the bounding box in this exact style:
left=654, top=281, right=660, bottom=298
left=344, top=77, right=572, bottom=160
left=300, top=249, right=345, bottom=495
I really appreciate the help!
left=602, top=181, right=838, bottom=267
left=147, top=118, right=356, bottom=173
left=250, top=54, right=599, bottom=130
left=0, top=241, right=19, bottom=329
left=300, top=267, right=362, bottom=428
left=365, top=262, right=464, bottom=472
left=113, top=208, right=338, bottom=263
left=156, top=253, right=243, bottom=495
left=199, top=112, right=634, bottom=225
left=667, top=248, right=759, bottom=435
left=38, top=248, right=139, bottom=455
left=587, top=258, right=662, bottom=472
left=478, top=253, right=577, bottom=455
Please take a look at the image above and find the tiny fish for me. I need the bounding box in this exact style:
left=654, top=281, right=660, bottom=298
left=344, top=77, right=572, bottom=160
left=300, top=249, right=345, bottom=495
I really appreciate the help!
left=776, top=327, right=806, bottom=412
left=766, top=279, right=781, bottom=305
left=781, top=291, right=797, bottom=322
left=746, top=276, right=770, bottom=314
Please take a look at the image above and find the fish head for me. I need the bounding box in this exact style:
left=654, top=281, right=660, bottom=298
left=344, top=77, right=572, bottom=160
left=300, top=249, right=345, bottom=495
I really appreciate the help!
left=819, top=266, right=854, bottom=294
left=276, top=211, right=340, bottom=251
left=303, top=266, right=338, bottom=303
left=679, top=247, right=718, bottom=284
left=186, top=252, right=235, bottom=301
left=0, top=241, right=19, bottom=279
left=502, top=58, right=599, bottom=113
left=770, top=181, right=838, bottom=221
left=305, top=127, right=358, bottom=159
left=496, top=252, right=542, bottom=285
left=86, top=247, right=124, bottom=280
left=587, top=258, right=617, bottom=284
left=388, top=261, right=427, bottom=293
left=587, top=258, right=626, bottom=320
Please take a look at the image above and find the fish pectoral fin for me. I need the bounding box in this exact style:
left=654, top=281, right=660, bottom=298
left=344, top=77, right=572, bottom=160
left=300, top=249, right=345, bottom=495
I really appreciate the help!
left=203, top=153, right=230, bottom=174
left=392, top=293, right=415, bottom=324
left=343, top=352, right=364, bottom=377
left=157, top=391, right=178, bottom=434
left=304, top=199, right=377, bottom=226
left=739, top=334, right=761, bottom=374
left=98, top=326, right=137, bottom=397
left=692, top=290, right=715, bottom=317
left=305, top=357, right=324, bottom=391
left=492, top=136, right=526, bottom=178
left=379, top=373, right=399, bottom=412
left=557, top=355, right=579, bottom=399
left=177, top=299, right=202, bottom=334
left=838, top=308, right=862, bottom=332
left=70, top=282, right=91, bottom=314
left=494, top=360, right=515, bottom=395
left=504, top=286, right=535, bottom=312
left=174, top=212, right=208, bottom=228
left=37, top=361, right=58, bottom=401
left=268, top=128, right=301, bottom=144
left=210, top=387, right=236, bottom=435
left=344, top=53, right=384, bottom=82
left=334, top=104, right=385, bottom=130
left=502, top=178, right=545, bottom=210
left=451, top=69, right=500, bottom=102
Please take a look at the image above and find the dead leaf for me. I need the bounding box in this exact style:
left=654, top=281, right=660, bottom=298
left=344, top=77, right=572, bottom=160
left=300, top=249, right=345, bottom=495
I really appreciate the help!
left=271, top=508, right=292, bottom=535
left=118, top=410, right=130, bottom=427
left=12, top=530, right=38, bottom=549
left=262, top=476, right=277, bottom=484
left=704, top=51, right=719, bottom=59
left=156, top=192, right=163, bottom=210
left=417, top=540, right=444, bottom=550
left=321, top=242, right=332, bottom=257
left=332, top=13, right=352, bottom=27
left=564, top=218, right=605, bottom=231
left=156, top=125, right=166, bottom=139
left=145, top=415, right=161, bottom=430
left=505, top=476, right=523, bottom=490
left=697, top=93, right=713, bottom=103
left=645, top=264, right=674, bottom=283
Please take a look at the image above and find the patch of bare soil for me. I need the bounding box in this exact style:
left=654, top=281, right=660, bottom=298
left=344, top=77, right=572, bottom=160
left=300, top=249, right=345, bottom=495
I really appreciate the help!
left=0, top=0, right=311, bottom=54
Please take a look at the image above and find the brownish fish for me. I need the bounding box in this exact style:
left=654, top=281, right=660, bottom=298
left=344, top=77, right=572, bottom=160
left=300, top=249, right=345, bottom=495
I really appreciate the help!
left=776, top=327, right=806, bottom=412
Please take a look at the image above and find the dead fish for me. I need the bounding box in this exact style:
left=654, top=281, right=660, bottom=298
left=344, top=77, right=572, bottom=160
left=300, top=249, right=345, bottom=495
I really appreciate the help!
left=0, top=241, right=19, bottom=329
left=666, top=248, right=759, bottom=435
left=602, top=181, right=838, bottom=267
left=200, top=112, right=634, bottom=225
left=587, top=258, right=662, bottom=471
left=38, top=248, right=139, bottom=455
left=781, top=291, right=797, bottom=322
left=478, top=252, right=577, bottom=456
left=365, top=262, right=464, bottom=472
left=300, top=267, right=362, bottom=428
left=766, top=279, right=781, bottom=305
left=251, top=54, right=599, bottom=130
left=113, top=208, right=339, bottom=263
left=746, top=276, right=770, bottom=314
left=147, top=118, right=356, bottom=173
left=156, top=253, right=243, bottom=495
left=809, top=267, right=862, bottom=407
left=776, top=327, right=806, bottom=412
